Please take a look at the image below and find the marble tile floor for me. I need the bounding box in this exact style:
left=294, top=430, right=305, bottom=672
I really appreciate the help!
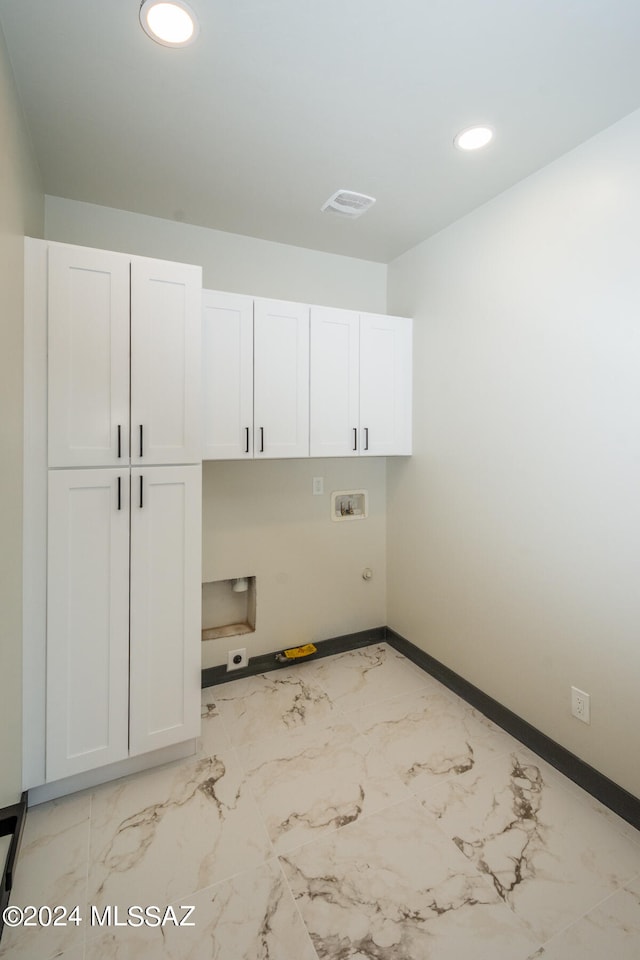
left=2, top=642, right=640, bottom=959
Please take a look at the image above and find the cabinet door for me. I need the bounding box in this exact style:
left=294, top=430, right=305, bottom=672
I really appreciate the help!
left=254, top=299, right=309, bottom=458
left=131, top=258, right=202, bottom=466
left=310, top=307, right=360, bottom=457
left=202, top=291, right=254, bottom=460
left=48, top=245, right=130, bottom=468
left=359, top=314, right=413, bottom=456
left=129, top=465, right=202, bottom=756
left=46, top=469, right=130, bottom=782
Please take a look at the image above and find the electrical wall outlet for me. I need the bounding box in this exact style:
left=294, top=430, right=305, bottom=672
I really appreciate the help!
left=312, top=477, right=324, bottom=495
left=227, top=647, right=248, bottom=671
left=571, top=686, right=590, bottom=724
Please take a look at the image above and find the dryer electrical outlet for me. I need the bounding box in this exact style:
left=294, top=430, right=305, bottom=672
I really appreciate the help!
left=227, top=648, right=248, bottom=671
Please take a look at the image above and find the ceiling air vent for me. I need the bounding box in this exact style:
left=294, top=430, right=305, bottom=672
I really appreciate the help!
left=321, top=190, right=376, bottom=219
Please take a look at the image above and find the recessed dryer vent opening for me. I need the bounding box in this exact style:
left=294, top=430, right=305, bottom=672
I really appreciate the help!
left=201, top=577, right=256, bottom=641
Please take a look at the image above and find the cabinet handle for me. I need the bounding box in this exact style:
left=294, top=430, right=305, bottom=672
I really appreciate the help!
left=260, top=427, right=264, bottom=453
left=364, top=427, right=369, bottom=451
left=117, top=424, right=122, bottom=459
left=245, top=426, right=250, bottom=454
left=353, top=427, right=358, bottom=451
left=139, top=475, right=144, bottom=509
left=117, top=475, right=121, bottom=510
left=139, top=424, right=144, bottom=458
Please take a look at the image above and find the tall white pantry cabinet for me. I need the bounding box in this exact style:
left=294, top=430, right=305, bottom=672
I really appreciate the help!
left=23, top=239, right=203, bottom=795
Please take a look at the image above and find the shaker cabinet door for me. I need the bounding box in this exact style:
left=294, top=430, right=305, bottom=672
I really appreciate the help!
left=359, top=313, right=412, bottom=456
left=46, top=469, right=130, bottom=782
left=129, top=465, right=202, bottom=756
left=310, top=307, right=360, bottom=457
left=48, top=245, right=130, bottom=468
left=254, top=299, right=309, bottom=458
left=131, top=258, right=202, bottom=465
left=202, top=291, right=254, bottom=460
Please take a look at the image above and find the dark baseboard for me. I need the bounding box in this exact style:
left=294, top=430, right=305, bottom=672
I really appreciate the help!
left=0, top=792, right=28, bottom=942
left=386, top=628, right=640, bottom=831
left=201, top=626, right=386, bottom=688
left=200, top=624, right=640, bottom=831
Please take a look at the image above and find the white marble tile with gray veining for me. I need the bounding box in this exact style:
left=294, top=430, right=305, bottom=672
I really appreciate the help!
left=304, top=642, right=432, bottom=712
left=520, top=751, right=640, bottom=850
left=237, top=717, right=410, bottom=854
left=527, top=874, right=640, bottom=959
left=212, top=666, right=338, bottom=747
left=348, top=685, right=519, bottom=794
left=86, top=751, right=273, bottom=923
left=198, top=685, right=233, bottom=758
left=8, top=646, right=640, bottom=960
left=418, top=749, right=640, bottom=943
left=29, top=948, right=85, bottom=960
left=281, top=796, right=540, bottom=959
left=170, top=859, right=318, bottom=960
left=0, top=793, right=91, bottom=960
left=85, top=858, right=318, bottom=960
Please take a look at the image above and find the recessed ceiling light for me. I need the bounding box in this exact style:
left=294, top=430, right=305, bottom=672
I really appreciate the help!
left=139, top=1, right=199, bottom=47
left=454, top=125, right=494, bottom=151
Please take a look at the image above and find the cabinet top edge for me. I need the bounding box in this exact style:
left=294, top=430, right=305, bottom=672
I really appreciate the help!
left=202, top=285, right=412, bottom=323
left=24, top=237, right=202, bottom=277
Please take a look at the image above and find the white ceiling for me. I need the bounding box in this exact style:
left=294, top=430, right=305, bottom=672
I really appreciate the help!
left=2, top=0, right=640, bottom=262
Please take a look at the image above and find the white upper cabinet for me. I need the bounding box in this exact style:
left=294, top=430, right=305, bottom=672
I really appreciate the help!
left=131, top=258, right=201, bottom=466
left=48, top=245, right=130, bottom=468
left=310, top=310, right=413, bottom=457
left=202, top=290, right=254, bottom=460
left=129, top=465, right=202, bottom=756
left=310, top=307, right=360, bottom=457
left=201, top=291, right=411, bottom=461
left=46, top=468, right=130, bottom=781
left=253, top=298, right=310, bottom=459
left=359, top=313, right=413, bottom=456
left=48, top=243, right=201, bottom=469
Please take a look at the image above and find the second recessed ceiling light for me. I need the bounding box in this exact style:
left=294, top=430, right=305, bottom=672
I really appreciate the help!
left=454, top=125, right=494, bottom=151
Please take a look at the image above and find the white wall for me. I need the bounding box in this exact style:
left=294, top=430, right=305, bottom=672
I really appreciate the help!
left=202, top=458, right=386, bottom=665
left=44, top=197, right=386, bottom=311
left=0, top=22, right=43, bottom=805
left=45, top=198, right=388, bottom=667
left=387, top=108, right=640, bottom=798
